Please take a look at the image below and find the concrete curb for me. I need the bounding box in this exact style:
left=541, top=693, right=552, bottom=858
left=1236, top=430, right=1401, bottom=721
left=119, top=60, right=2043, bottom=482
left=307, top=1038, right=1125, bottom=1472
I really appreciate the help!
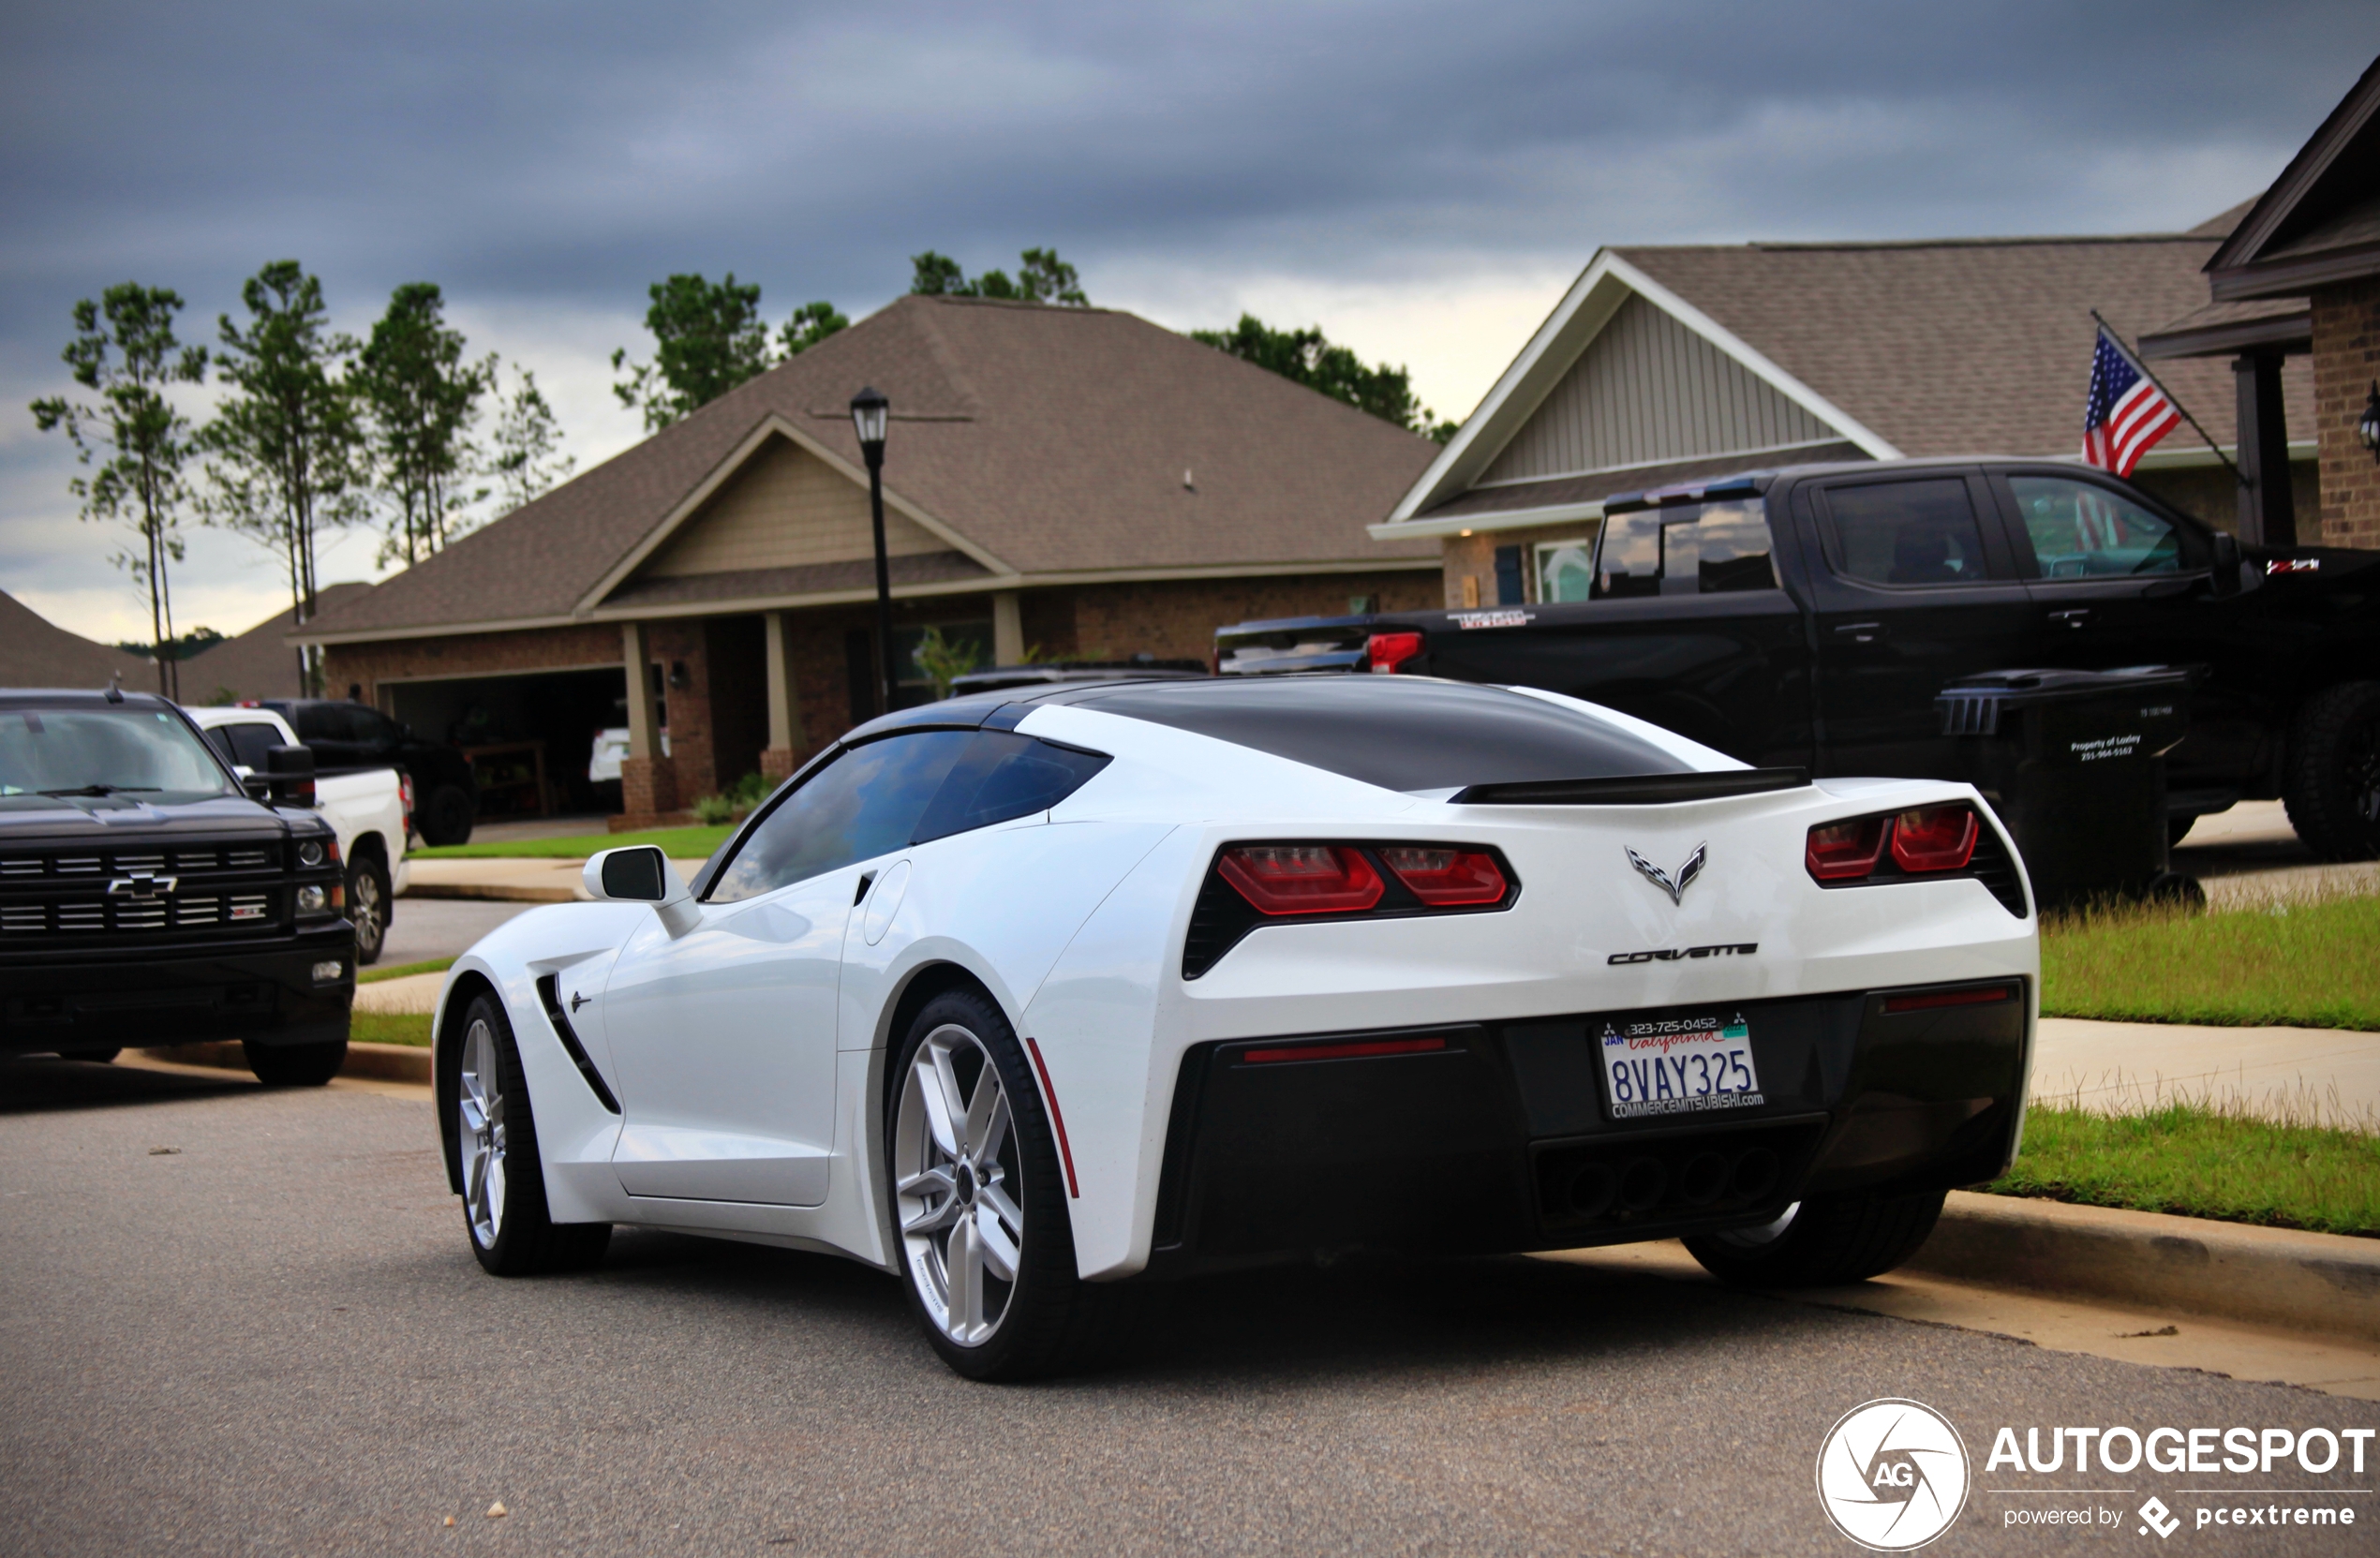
left=148, top=1039, right=431, bottom=1085
left=405, top=882, right=576, bottom=903
left=1911, top=1190, right=2380, bottom=1344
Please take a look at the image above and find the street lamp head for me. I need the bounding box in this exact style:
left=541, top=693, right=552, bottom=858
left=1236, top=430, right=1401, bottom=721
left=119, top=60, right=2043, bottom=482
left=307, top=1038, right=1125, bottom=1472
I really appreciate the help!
left=850, top=386, right=889, bottom=466
left=2359, top=380, right=2380, bottom=466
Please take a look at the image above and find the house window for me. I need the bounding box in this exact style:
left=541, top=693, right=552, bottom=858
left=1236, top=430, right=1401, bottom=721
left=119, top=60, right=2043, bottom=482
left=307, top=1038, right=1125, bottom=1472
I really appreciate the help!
left=1533, top=535, right=1599, bottom=602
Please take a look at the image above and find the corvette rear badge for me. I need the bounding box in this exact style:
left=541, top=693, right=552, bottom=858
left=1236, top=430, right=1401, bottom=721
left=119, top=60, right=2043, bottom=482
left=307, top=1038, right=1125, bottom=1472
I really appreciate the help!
left=1627, top=842, right=1705, bottom=906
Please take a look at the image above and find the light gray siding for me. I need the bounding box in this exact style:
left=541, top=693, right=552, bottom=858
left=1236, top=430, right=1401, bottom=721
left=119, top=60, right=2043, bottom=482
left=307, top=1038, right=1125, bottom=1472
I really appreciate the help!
left=1480, top=294, right=1839, bottom=484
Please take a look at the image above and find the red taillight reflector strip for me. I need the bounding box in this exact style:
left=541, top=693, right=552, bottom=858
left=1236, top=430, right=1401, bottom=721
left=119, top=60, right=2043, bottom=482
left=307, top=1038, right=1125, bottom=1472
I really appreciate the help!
left=1882, top=985, right=2016, bottom=1015
left=1218, top=844, right=1384, bottom=915
left=1890, top=805, right=1978, bottom=873
left=1241, top=1035, right=1449, bottom=1065
left=1366, top=631, right=1423, bottom=674
left=1378, top=846, right=1507, bottom=906
left=1805, top=816, right=1888, bottom=881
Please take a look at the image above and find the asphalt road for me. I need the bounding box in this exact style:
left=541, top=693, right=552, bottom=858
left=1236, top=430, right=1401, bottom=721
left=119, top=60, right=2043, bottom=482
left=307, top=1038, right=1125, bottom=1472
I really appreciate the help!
left=3, top=1059, right=2371, bottom=1557
left=380, top=897, right=533, bottom=967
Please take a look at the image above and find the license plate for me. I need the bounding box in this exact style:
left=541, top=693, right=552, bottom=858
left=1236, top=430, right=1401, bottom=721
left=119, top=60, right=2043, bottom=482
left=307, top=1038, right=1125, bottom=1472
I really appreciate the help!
left=1599, top=1013, right=1765, bottom=1120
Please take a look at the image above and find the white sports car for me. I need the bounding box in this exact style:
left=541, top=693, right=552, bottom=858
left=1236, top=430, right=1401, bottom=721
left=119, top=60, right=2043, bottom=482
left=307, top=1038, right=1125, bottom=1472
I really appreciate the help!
left=433, top=676, right=2036, bottom=1379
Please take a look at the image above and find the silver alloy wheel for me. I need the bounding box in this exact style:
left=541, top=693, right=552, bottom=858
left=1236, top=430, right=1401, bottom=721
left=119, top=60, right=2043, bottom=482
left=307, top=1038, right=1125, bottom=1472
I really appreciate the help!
left=893, top=1022, right=1023, bottom=1345
left=350, top=864, right=385, bottom=960
left=458, top=1017, right=507, bottom=1247
left=1713, top=1200, right=1800, bottom=1250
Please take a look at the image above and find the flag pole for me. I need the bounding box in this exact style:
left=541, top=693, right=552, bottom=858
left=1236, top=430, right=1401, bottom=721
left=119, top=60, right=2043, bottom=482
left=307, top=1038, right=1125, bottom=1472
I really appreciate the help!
left=2090, top=309, right=2245, bottom=489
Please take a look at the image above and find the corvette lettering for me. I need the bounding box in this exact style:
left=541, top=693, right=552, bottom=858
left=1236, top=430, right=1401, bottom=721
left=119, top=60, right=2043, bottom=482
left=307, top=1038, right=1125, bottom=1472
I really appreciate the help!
left=1608, top=942, right=1757, bottom=965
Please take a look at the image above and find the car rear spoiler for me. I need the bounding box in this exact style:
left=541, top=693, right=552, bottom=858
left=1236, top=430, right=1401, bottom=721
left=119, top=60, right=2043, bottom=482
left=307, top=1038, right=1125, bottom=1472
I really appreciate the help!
left=1450, top=768, right=1809, bottom=806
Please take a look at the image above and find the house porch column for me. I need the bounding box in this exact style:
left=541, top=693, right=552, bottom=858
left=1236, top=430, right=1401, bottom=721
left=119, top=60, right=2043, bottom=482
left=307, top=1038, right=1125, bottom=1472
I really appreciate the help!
left=618, top=620, right=677, bottom=816
left=760, top=610, right=806, bottom=784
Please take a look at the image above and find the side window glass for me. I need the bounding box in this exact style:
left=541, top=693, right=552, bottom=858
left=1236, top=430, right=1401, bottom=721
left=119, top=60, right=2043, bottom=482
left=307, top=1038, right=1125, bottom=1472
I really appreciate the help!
left=707, top=731, right=973, bottom=903
left=913, top=733, right=1112, bottom=845
left=294, top=705, right=352, bottom=742
left=228, top=724, right=284, bottom=769
left=2008, top=477, right=2185, bottom=578
left=202, top=728, right=239, bottom=767
left=1822, top=479, right=1992, bottom=588
left=1589, top=498, right=1778, bottom=599
left=353, top=708, right=400, bottom=746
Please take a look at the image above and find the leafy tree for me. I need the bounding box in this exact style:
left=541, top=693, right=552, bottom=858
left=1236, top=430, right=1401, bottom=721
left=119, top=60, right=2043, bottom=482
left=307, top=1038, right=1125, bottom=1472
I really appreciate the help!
left=30, top=284, right=209, bottom=697
left=911, top=626, right=983, bottom=700
left=610, top=273, right=775, bottom=432
left=115, top=626, right=224, bottom=660
left=779, top=300, right=849, bottom=356
left=200, top=260, right=368, bottom=696
left=1193, top=313, right=1456, bottom=440
left=354, top=282, right=491, bottom=566
left=483, top=365, right=575, bottom=512
left=908, top=246, right=1089, bottom=306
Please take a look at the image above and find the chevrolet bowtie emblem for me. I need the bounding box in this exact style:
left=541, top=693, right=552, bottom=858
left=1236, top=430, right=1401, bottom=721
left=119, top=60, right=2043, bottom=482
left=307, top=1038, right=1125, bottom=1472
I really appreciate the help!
left=107, top=873, right=177, bottom=899
left=1626, top=843, right=1705, bottom=907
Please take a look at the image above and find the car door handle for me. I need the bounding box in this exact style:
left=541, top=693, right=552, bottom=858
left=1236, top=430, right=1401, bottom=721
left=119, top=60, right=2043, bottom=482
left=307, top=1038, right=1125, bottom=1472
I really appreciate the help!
left=2048, top=607, right=2091, bottom=628
left=1833, top=622, right=1887, bottom=644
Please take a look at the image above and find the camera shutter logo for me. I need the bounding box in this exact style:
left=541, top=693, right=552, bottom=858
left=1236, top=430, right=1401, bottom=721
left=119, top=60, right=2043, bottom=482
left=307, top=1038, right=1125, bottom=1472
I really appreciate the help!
left=1815, top=1399, right=1970, bottom=1551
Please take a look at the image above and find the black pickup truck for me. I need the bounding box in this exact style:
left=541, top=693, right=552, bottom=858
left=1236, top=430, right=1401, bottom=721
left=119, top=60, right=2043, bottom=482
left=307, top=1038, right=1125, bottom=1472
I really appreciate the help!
left=1, top=688, right=356, bottom=1084
left=1217, top=456, right=2380, bottom=859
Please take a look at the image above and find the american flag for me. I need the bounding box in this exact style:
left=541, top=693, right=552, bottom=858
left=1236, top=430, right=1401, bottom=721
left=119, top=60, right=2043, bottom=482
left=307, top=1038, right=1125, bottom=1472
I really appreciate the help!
left=2081, top=325, right=2179, bottom=477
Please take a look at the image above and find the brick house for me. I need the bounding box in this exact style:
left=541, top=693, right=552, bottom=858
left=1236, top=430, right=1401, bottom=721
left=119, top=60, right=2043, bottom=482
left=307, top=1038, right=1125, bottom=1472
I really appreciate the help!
left=295, top=295, right=1438, bottom=823
left=1370, top=212, right=2318, bottom=607
left=2141, top=54, right=2380, bottom=551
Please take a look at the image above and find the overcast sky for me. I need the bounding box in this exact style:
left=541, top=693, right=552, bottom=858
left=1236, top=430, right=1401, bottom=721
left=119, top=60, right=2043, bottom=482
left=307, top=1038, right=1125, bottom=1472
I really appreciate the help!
left=5, top=1, right=2373, bottom=644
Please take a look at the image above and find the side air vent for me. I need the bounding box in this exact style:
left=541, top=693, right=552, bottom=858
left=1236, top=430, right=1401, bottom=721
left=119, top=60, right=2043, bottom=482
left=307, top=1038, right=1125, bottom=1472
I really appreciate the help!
left=535, top=973, right=621, bottom=1114
left=1451, top=768, right=1808, bottom=807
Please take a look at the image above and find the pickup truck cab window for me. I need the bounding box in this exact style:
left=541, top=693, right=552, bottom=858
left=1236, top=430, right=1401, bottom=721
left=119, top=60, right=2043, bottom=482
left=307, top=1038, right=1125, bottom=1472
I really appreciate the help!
left=203, top=721, right=288, bottom=773
left=1590, top=499, right=1778, bottom=600
left=1819, top=477, right=1992, bottom=588
left=2005, top=475, right=2190, bottom=577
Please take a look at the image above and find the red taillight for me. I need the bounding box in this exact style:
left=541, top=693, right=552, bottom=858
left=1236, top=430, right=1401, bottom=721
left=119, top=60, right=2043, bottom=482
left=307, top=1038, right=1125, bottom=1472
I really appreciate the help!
left=1805, top=816, right=1888, bottom=881
left=1366, top=631, right=1423, bottom=674
left=1217, top=845, right=1384, bottom=915
left=1242, top=1035, right=1448, bottom=1064
left=1890, top=805, right=1978, bottom=873
left=1379, top=846, right=1507, bottom=905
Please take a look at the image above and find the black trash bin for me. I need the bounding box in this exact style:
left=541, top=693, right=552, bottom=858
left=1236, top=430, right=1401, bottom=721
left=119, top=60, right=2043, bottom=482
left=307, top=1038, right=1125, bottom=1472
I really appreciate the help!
left=1934, top=667, right=2197, bottom=913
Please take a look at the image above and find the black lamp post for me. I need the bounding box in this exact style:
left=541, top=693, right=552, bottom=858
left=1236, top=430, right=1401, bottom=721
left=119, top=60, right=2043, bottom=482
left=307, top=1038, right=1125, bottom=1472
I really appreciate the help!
left=2359, top=380, right=2380, bottom=467
left=850, top=386, right=895, bottom=716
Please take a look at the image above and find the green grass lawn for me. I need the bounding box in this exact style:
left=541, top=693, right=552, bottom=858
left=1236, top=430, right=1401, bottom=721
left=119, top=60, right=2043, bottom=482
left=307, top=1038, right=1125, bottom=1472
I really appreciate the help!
left=2039, top=893, right=2380, bottom=1031
left=359, top=956, right=454, bottom=984
left=410, top=826, right=731, bottom=861
left=1987, top=1101, right=2379, bottom=1238
left=351, top=1010, right=432, bottom=1047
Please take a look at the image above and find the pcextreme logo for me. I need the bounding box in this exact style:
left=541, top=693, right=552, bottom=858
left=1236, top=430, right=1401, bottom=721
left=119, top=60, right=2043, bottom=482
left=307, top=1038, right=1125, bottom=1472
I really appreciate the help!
left=1817, top=1399, right=1971, bottom=1551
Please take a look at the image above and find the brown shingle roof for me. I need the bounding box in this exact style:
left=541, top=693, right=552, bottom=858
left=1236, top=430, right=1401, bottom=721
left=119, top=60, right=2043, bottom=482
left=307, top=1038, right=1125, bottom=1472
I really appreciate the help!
left=1615, top=235, right=2316, bottom=460
left=305, top=296, right=1438, bottom=640
left=0, top=589, right=152, bottom=691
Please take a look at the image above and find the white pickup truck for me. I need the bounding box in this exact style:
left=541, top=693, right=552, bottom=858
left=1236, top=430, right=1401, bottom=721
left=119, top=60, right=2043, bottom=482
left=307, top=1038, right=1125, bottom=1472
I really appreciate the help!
left=186, top=705, right=410, bottom=965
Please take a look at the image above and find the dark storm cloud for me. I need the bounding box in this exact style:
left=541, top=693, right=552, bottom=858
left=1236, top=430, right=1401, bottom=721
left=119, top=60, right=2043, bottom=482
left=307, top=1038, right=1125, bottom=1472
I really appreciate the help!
left=3, top=0, right=2372, bottom=332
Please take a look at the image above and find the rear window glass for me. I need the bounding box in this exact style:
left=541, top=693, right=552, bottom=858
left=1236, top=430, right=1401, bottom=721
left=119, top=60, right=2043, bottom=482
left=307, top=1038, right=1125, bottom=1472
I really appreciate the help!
left=1589, top=498, right=1777, bottom=600
left=204, top=722, right=287, bottom=771
left=1076, top=678, right=1692, bottom=794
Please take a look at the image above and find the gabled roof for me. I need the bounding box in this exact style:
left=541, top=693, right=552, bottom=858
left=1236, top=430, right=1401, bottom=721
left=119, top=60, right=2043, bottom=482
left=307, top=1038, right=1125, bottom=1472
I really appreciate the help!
left=2208, top=55, right=2380, bottom=301
left=1383, top=219, right=2313, bottom=537
left=301, top=296, right=1438, bottom=644
left=0, top=589, right=150, bottom=690
left=182, top=583, right=374, bottom=701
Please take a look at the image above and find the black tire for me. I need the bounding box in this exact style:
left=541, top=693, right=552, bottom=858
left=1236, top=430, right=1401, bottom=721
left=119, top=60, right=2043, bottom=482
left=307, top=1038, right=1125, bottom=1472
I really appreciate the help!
left=244, top=1038, right=349, bottom=1088
left=419, top=783, right=476, bottom=848
left=1682, top=1187, right=1946, bottom=1287
left=886, top=987, right=1123, bottom=1381
left=453, top=991, right=610, bottom=1276
left=348, top=850, right=391, bottom=966
left=2283, top=682, right=2380, bottom=862
left=2166, top=815, right=2194, bottom=850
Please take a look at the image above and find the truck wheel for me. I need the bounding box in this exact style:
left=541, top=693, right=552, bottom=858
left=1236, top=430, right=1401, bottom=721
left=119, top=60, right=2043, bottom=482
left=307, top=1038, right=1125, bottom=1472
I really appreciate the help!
left=419, top=784, right=475, bottom=847
left=244, top=1039, right=348, bottom=1087
left=1682, top=1187, right=1946, bottom=1287
left=348, top=852, right=391, bottom=965
left=2283, top=682, right=2380, bottom=862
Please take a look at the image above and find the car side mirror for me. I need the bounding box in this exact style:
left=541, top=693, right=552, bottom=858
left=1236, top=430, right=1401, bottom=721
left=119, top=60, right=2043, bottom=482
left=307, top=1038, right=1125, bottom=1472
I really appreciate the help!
left=584, top=845, right=701, bottom=937
left=263, top=744, right=316, bottom=808
left=2209, top=531, right=2241, bottom=597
